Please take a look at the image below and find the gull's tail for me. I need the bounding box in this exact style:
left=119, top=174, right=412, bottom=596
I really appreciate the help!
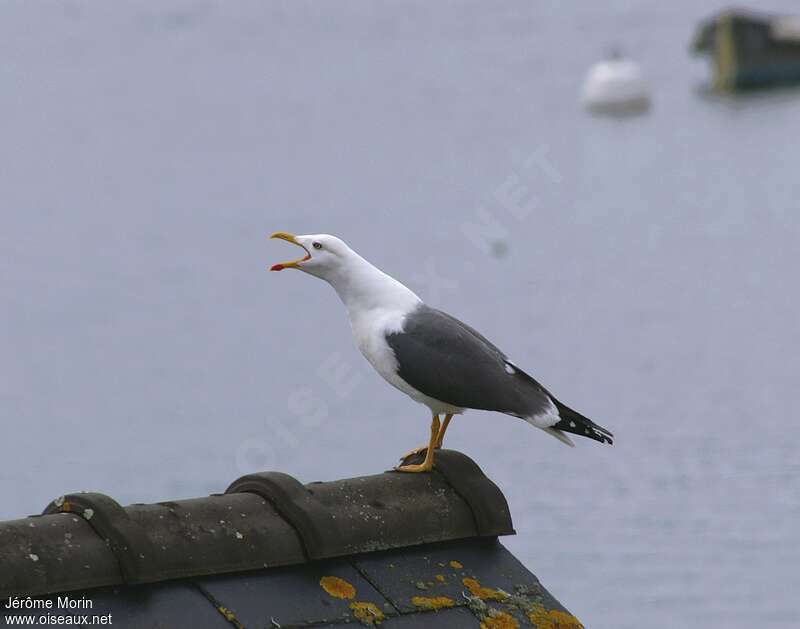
left=550, top=398, right=614, bottom=445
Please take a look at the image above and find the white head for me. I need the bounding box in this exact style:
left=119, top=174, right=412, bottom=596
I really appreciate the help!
left=268, top=232, right=358, bottom=282
left=268, top=231, right=421, bottom=313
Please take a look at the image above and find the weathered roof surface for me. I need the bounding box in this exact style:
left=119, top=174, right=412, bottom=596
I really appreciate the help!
left=1, top=539, right=579, bottom=628
left=0, top=450, right=584, bottom=628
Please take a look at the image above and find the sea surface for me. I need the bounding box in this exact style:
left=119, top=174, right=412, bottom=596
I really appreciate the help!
left=1, top=2, right=798, bottom=627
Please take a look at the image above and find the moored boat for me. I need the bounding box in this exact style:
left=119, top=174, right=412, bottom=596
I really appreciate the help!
left=693, top=9, right=800, bottom=91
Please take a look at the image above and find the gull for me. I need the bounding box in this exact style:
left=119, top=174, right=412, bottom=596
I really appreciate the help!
left=269, top=232, right=613, bottom=472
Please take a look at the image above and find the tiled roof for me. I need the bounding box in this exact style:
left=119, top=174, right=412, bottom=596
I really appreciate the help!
left=0, top=450, right=583, bottom=628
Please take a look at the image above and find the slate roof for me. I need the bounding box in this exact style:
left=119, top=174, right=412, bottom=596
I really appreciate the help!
left=0, top=450, right=584, bottom=628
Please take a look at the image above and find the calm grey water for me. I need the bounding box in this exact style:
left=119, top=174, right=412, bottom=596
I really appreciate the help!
left=2, top=2, right=798, bottom=627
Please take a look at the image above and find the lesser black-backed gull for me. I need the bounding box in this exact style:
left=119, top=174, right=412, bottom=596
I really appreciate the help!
left=269, top=232, right=613, bottom=472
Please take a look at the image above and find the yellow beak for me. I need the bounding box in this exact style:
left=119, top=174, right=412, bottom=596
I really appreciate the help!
left=269, top=232, right=311, bottom=271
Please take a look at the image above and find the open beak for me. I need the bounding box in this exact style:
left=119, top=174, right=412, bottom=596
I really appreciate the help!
left=269, top=232, right=311, bottom=271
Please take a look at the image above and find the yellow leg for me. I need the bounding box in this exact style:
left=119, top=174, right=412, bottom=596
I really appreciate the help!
left=399, top=413, right=455, bottom=460
left=435, top=413, right=453, bottom=448
left=396, top=415, right=440, bottom=473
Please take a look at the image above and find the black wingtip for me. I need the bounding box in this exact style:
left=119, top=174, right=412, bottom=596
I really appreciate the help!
left=551, top=399, right=614, bottom=445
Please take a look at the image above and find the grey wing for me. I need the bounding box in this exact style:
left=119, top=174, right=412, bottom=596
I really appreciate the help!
left=385, top=305, right=554, bottom=418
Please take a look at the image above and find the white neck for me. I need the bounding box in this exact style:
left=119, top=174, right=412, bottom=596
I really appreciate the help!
left=325, top=253, right=421, bottom=321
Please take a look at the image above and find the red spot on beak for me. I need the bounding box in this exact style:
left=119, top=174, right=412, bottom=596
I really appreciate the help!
left=270, top=264, right=284, bottom=271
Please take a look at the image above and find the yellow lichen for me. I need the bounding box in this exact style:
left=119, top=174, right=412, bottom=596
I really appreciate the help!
left=350, top=601, right=385, bottom=625
left=480, top=610, right=520, bottom=629
left=320, top=575, right=356, bottom=600
left=449, top=560, right=463, bottom=569
left=462, top=577, right=509, bottom=601
left=411, top=595, right=456, bottom=610
left=435, top=574, right=446, bottom=583
left=216, top=605, right=245, bottom=629
left=528, top=604, right=584, bottom=629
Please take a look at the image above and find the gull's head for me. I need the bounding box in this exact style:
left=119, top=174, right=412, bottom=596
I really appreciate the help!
left=269, top=232, right=354, bottom=281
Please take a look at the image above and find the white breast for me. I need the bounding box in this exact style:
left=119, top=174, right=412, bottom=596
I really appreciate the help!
left=323, top=247, right=464, bottom=415
left=349, top=307, right=464, bottom=416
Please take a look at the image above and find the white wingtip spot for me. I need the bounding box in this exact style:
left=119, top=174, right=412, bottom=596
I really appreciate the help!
left=504, top=363, right=515, bottom=375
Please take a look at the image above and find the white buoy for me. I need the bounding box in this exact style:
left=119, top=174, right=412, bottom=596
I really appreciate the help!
left=581, top=52, right=650, bottom=115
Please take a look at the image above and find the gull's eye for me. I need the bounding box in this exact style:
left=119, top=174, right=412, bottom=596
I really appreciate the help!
left=312, top=242, right=323, bottom=250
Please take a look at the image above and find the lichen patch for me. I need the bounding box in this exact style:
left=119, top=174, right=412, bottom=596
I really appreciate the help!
left=349, top=601, right=385, bottom=625
left=528, top=604, right=584, bottom=629
left=216, top=605, right=245, bottom=629
left=481, top=610, right=520, bottom=629
left=320, top=575, right=356, bottom=600
left=411, top=595, right=455, bottom=610
left=463, top=577, right=509, bottom=601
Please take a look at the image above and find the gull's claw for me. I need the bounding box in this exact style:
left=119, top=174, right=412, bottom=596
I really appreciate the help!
left=394, top=461, right=434, bottom=473
left=399, top=445, right=429, bottom=461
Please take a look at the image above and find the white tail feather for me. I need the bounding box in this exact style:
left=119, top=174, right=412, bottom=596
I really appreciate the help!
left=542, top=427, right=575, bottom=447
